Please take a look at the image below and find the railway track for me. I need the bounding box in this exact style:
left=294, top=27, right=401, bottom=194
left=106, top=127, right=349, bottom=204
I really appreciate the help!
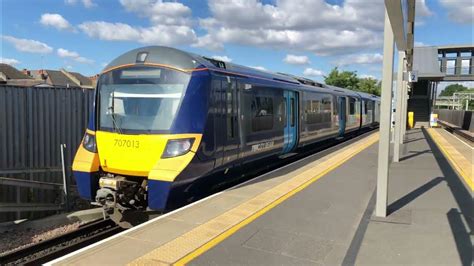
left=0, top=218, right=123, bottom=265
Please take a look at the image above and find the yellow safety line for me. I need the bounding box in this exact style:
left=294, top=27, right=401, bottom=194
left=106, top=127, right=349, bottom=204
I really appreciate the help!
left=427, top=128, right=473, bottom=191
left=129, top=133, right=379, bottom=265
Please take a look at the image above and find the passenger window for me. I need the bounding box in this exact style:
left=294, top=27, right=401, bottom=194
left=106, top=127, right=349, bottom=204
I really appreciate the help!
left=290, top=98, right=295, bottom=127
left=251, top=96, right=274, bottom=132
left=226, top=88, right=234, bottom=138
left=305, top=93, right=332, bottom=124
left=349, top=98, right=356, bottom=115
left=277, top=99, right=287, bottom=127
left=226, top=80, right=238, bottom=138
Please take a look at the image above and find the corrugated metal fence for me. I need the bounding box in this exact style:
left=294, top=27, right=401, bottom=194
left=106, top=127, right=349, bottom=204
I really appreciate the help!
left=0, top=85, right=94, bottom=222
left=434, top=109, right=473, bottom=132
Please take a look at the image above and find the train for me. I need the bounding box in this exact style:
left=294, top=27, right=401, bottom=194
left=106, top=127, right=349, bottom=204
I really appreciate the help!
left=72, top=46, right=380, bottom=226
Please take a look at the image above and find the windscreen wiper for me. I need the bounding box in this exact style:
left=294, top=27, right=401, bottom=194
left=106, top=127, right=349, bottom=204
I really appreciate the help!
left=108, top=91, right=123, bottom=134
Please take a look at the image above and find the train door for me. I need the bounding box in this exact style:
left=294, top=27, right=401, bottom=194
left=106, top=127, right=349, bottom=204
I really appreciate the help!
left=223, top=77, right=240, bottom=165
left=282, top=90, right=298, bottom=153
left=338, top=97, right=347, bottom=137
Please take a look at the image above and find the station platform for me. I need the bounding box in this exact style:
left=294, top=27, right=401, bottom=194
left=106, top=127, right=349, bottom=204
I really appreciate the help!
left=47, top=128, right=473, bottom=266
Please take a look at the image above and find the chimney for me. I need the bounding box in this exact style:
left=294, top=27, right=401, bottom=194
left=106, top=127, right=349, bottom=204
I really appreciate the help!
left=37, top=69, right=47, bottom=80
left=22, top=68, right=31, bottom=77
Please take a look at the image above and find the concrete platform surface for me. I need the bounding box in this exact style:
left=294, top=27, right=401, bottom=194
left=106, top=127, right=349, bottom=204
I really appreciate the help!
left=193, top=128, right=472, bottom=266
left=48, top=128, right=472, bottom=265
left=47, top=132, right=379, bottom=265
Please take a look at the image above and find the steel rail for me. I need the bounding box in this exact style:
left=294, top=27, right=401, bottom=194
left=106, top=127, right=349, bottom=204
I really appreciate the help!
left=0, top=219, right=123, bottom=265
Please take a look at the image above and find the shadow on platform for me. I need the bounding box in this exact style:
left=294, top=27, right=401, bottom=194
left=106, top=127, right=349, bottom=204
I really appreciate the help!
left=387, top=176, right=444, bottom=215
left=422, top=128, right=472, bottom=265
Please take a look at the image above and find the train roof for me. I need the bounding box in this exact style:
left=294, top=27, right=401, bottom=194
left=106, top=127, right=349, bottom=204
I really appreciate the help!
left=104, top=46, right=379, bottom=100
left=354, top=90, right=380, bottom=100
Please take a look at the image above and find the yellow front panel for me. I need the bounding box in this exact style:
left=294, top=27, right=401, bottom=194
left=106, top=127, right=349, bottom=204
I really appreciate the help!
left=72, top=141, right=100, bottom=172
left=95, top=131, right=202, bottom=177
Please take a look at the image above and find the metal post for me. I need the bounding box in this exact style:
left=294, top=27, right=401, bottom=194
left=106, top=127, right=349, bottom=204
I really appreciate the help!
left=393, top=51, right=405, bottom=162
left=376, top=10, right=395, bottom=218
left=60, top=144, right=70, bottom=212
left=401, top=82, right=408, bottom=142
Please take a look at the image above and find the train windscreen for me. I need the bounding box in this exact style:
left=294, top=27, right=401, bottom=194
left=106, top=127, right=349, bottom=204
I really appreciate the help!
left=98, top=66, right=191, bottom=134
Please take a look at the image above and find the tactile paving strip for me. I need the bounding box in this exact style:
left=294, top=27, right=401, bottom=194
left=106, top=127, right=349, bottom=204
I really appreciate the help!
left=427, top=128, right=473, bottom=190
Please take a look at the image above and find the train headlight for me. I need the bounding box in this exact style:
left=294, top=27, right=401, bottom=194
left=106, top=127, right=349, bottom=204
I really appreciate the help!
left=83, top=132, right=97, bottom=153
left=162, top=138, right=194, bottom=158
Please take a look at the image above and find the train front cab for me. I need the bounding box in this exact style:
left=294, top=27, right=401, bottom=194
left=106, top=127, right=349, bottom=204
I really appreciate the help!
left=72, top=62, right=212, bottom=216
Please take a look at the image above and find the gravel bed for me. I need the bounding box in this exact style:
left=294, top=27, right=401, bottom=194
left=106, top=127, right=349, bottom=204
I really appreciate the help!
left=0, top=221, right=83, bottom=256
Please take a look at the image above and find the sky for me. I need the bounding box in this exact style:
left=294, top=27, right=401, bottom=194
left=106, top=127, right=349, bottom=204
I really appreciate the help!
left=0, top=0, right=473, bottom=89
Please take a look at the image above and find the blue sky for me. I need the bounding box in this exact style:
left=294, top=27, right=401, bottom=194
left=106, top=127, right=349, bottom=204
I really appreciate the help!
left=1, top=0, right=472, bottom=86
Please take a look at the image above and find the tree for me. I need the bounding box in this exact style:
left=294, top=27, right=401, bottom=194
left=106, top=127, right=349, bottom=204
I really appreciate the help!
left=324, top=67, right=381, bottom=96
left=358, top=77, right=381, bottom=96
left=324, top=67, right=359, bottom=90
left=439, top=83, right=468, bottom=96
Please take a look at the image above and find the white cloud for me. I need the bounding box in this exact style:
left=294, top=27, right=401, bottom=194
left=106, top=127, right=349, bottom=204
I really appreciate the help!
left=439, top=0, right=474, bottom=24
left=250, top=66, right=267, bottom=71
left=78, top=22, right=140, bottom=41
left=334, top=53, right=383, bottom=66
left=65, top=0, right=96, bottom=8
left=414, top=41, right=427, bottom=47
left=211, top=55, right=232, bottom=62
left=82, top=0, right=95, bottom=8
left=416, top=0, right=433, bottom=17
left=40, top=13, right=73, bottom=31
left=3, top=36, right=53, bottom=54
left=79, top=21, right=197, bottom=46
left=303, top=68, right=324, bottom=77
left=57, top=48, right=79, bottom=58
left=196, top=0, right=385, bottom=55
left=79, top=0, right=197, bottom=46
left=360, top=74, right=377, bottom=80
left=57, top=48, right=94, bottom=64
left=120, top=0, right=192, bottom=26
left=0, top=57, right=21, bottom=65
left=283, top=54, right=310, bottom=65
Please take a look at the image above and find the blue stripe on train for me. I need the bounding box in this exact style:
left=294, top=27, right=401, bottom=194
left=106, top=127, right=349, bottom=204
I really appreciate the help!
left=73, top=171, right=99, bottom=200
left=148, top=180, right=172, bottom=211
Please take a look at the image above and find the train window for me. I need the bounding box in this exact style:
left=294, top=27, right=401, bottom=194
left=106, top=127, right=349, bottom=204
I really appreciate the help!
left=349, top=98, right=356, bottom=115
left=226, top=89, right=234, bottom=138
left=277, top=98, right=287, bottom=127
left=367, top=101, right=373, bottom=112
left=251, top=96, right=274, bottom=132
left=355, top=98, right=361, bottom=114
left=305, top=93, right=332, bottom=124
left=290, top=98, right=295, bottom=127
left=98, top=65, right=190, bottom=133
left=226, top=80, right=238, bottom=138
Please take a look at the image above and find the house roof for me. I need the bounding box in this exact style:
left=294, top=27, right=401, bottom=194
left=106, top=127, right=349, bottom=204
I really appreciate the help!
left=69, top=71, right=93, bottom=86
left=0, top=64, right=32, bottom=79
left=45, top=70, right=78, bottom=87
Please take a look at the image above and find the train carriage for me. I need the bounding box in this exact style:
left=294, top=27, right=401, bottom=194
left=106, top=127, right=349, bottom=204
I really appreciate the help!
left=72, top=46, right=380, bottom=226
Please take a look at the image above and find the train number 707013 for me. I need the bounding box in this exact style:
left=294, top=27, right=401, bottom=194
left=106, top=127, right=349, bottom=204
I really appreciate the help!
left=113, top=139, right=140, bottom=149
